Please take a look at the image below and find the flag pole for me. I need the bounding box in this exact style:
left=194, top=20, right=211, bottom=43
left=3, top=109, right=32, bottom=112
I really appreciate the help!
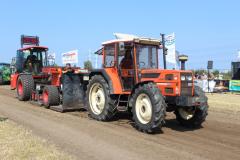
left=161, top=33, right=167, bottom=69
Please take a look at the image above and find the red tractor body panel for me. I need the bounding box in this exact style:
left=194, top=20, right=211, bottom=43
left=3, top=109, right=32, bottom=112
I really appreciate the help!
left=42, top=67, right=63, bottom=87
left=140, top=69, right=194, bottom=97
left=10, top=73, right=19, bottom=90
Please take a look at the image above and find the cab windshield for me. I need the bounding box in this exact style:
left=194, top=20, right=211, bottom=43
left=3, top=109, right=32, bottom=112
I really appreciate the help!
left=136, top=45, right=158, bottom=69
left=22, top=49, right=48, bottom=66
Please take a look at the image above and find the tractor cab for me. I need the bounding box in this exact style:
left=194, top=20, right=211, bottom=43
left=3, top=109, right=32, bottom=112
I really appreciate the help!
left=14, top=35, right=48, bottom=75
left=99, top=38, right=161, bottom=91
left=16, top=46, right=48, bottom=74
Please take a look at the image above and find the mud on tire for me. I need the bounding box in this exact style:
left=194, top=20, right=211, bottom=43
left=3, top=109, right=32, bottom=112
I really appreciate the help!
left=86, top=75, right=116, bottom=121
left=131, top=83, right=166, bottom=133
left=175, top=85, right=208, bottom=127
left=17, top=74, right=34, bottom=101
left=42, top=85, right=60, bottom=108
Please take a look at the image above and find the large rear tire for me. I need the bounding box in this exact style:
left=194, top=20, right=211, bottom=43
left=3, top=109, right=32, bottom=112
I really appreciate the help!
left=42, top=85, right=60, bottom=108
left=86, top=75, right=116, bottom=121
left=131, top=83, right=166, bottom=133
left=175, top=86, right=208, bottom=127
left=17, top=75, right=34, bottom=101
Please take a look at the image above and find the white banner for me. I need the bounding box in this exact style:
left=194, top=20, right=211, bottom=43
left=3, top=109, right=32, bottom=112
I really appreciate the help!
left=165, top=33, right=176, bottom=64
left=48, top=53, right=56, bottom=65
left=48, top=53, right=55, bottom=61
left=62, top=50, right=78, bottom=65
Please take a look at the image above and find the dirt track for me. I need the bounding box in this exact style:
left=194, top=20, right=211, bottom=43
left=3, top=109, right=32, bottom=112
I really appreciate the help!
left=0, top=85, right=239, bottom=160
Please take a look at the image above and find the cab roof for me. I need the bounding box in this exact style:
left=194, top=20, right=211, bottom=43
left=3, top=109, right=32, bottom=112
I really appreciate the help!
left=19, top=46, right=48, bottom=51
left=102, top=38, right=161, bottom=46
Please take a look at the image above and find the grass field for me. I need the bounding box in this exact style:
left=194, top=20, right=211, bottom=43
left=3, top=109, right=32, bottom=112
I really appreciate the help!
left=0, top=118, right=74, bottom=160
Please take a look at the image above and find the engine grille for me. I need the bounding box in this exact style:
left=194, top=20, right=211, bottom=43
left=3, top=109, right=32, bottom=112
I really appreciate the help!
left=180, top=73, right=193, bottom=96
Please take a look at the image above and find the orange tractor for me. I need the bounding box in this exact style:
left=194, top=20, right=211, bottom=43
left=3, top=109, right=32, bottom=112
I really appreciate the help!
left=11, top=35, right=208, bottom=133
left=86, top=37, right=208, bottom=132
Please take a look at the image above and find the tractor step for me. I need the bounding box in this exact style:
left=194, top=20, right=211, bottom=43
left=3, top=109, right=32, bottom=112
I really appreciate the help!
left=117, top=106, right=128, bottom=112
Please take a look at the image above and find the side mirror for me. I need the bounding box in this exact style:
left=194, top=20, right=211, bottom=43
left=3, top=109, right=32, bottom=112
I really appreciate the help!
left=10, top=57, right=17, bottom=73
left=11, top=57, right=16, bottom=65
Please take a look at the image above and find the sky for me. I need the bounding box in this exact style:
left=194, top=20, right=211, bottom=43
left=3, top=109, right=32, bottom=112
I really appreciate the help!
left=0, top=0, right=239, bottom=70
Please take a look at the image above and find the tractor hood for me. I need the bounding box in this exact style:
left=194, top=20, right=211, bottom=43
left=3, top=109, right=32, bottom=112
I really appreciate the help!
left=141, top=69, right=193, bottom=80
left=140, top=69, right=194, bottom=96
left=139, top=69, right=193, bottom=83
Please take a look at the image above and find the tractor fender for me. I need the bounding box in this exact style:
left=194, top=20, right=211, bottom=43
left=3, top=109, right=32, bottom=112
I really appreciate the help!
left=129, top=81, right=154, bottom=107
left=10, top=73, right=19, bottom=90
left=10, top=73, right=32, bottom=90
left=131, top=81, right=154, bottom=94
left=89, top=69, right=114, bottom=94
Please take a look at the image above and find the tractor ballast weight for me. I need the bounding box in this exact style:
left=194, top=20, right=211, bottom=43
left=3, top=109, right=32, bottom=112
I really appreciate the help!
left=50, top=73, right=85, bottom=112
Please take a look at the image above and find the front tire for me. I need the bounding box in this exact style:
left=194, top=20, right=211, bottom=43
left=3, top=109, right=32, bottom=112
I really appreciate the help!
left=175, top=86, right=208, bottom=127
left=17, top=75, right=34, bottom=101
left=86, top=75, right=116, bottom=121
left=131, top=83, right=166, bottom=133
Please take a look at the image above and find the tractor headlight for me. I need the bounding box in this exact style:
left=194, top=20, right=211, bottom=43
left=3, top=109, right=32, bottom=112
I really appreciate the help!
left=187, top=75, right=193, bottom=81
left=181, top=75, right=186, bottom=81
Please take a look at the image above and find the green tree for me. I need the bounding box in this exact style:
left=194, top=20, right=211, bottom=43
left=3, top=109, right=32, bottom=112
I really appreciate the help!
left=2, top=66, right=11, bottom=81
left=212, top=69, right=220, bottom=77
left=84, top=60, right=93, bottom=70
left=193, top=69, right=207, bottom=76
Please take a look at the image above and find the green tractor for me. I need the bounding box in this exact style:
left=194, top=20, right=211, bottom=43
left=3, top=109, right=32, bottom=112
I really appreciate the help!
left=0, top=63, right=11, bottom=85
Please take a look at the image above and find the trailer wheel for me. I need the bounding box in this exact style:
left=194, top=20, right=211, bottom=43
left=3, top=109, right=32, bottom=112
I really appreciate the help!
left=17, top=75, right=34, bottom=101
left=175, top=86, right=208, bottom=127
left=131, top=83, right=166, bottom=133
left=42, top=85, right=60, bottom=108
left=86, top=75, right=116, bottom=121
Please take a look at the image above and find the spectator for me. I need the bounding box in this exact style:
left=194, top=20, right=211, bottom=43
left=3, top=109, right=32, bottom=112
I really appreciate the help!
left=62, top=63, right=74, bottom=74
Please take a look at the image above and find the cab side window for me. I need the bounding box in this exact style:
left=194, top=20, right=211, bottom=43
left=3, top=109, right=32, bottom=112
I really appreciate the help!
left=104, top=44, right=115, bottom=67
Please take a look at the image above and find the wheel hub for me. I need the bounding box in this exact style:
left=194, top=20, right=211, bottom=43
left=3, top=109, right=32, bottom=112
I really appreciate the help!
left=89, top=83, right=105, bottom=115
left=43, top=90, right=49, bottom=104
left=135, top=93, right=152, bottom=124
left=178, top=107, right=196, bottom=120
left=17, top=81, right=23, bottom=96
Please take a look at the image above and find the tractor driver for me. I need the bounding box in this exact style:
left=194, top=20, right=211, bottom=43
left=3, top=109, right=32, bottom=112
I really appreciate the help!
left=120, top=49, right=133, bottom=69
left=24, top=53, right=38, bottom=73
left=120, top=49, right=134, bottom=89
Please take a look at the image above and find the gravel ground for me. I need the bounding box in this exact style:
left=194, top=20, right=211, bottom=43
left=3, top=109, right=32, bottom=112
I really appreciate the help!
left=0, top=85, right=239, bottom=160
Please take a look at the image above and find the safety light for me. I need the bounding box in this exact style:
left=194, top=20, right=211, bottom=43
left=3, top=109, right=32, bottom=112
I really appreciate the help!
left=187, top=75, right=193, bottom=81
